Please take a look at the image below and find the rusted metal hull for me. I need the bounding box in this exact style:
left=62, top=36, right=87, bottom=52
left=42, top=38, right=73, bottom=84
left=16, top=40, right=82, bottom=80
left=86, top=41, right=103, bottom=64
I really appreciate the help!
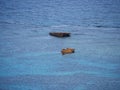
left=61, top=48, right=75, bottom=55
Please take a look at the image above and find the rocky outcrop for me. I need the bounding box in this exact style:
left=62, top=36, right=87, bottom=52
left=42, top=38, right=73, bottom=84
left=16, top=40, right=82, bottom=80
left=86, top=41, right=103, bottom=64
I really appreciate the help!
left=49, top=32, right=75, bottom=55
left=49, top=32, right=70, bottom=37
left=61, top=48, right=75, bottom=55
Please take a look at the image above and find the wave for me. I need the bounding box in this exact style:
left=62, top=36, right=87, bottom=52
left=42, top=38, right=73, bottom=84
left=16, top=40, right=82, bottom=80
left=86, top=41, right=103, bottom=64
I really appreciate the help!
left=95, top=25, right=120, bottom=29
left=48, top=24, right=120, bottom=30
left=0, top=69, right=119, bottom=78
left=0, top=21, right=15, bottom=25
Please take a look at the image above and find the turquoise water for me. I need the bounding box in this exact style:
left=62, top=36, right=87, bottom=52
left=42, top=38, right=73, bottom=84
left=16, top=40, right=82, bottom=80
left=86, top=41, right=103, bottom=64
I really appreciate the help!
left=0, top=0, right=120, bottom=90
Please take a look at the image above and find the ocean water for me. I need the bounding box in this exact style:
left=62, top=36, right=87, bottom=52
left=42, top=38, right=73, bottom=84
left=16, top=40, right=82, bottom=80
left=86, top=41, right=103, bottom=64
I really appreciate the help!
left=0, top=0, right=120, bottom=90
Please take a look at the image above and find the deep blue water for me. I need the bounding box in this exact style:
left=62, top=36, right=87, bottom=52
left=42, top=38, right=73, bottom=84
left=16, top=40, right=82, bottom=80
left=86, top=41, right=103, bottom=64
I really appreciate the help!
left=0, top=0, right=120, bottom=90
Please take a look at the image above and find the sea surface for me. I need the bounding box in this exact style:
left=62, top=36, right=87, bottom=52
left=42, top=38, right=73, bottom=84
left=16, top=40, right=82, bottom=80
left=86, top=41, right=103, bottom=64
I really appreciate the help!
left=0, top=0, right=120, bottom=90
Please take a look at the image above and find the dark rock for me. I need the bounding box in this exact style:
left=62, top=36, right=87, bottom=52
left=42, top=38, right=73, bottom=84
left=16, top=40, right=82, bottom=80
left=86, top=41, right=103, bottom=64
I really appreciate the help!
left=49, top=32, right=70, bottom=37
